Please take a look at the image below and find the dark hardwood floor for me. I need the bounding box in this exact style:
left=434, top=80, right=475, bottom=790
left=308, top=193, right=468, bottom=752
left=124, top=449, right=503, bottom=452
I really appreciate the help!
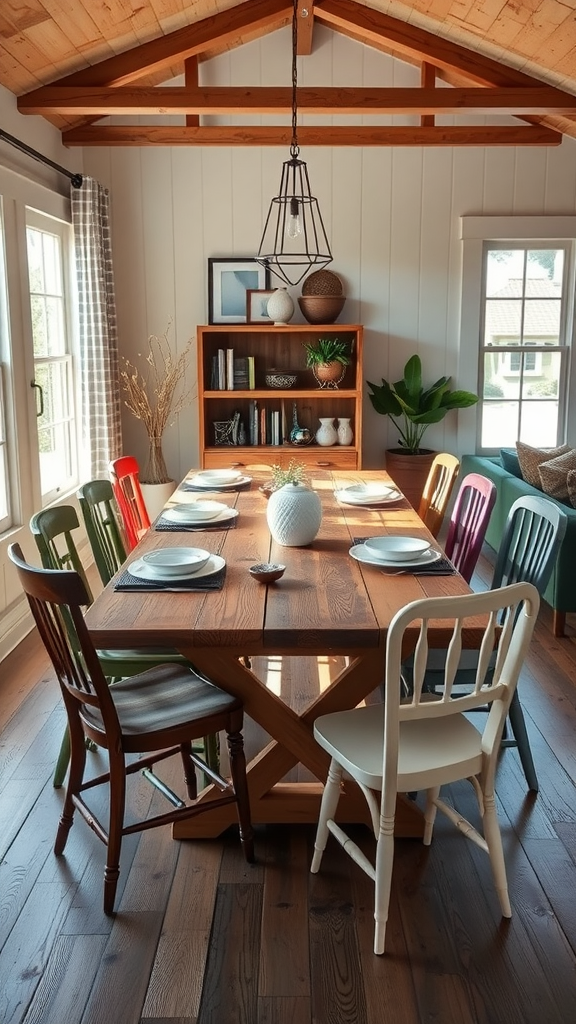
left=2, top=551, right=576, bottom=1024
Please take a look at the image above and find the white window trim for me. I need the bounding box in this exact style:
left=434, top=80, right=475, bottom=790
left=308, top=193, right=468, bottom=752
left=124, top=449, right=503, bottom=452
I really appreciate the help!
left=459, top=216, right=576, bottom=456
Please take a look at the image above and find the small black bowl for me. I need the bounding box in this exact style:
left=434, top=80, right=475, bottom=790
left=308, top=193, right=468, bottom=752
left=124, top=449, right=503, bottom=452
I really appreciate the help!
left=249, top=563, right=286, bottom=583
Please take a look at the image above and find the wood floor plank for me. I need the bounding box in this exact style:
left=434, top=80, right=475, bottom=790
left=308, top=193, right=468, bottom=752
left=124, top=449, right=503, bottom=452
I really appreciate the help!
left=197, top=883, right=263, bottom=1024
left=259, top=825, right=310, bottom=998
left=20, top=934, right=107, bottom=1024
left=257, top=996, right=311, bottom=1023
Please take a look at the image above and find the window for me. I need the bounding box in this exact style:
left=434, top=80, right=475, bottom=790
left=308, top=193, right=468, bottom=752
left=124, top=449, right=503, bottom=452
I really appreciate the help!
left=26, top=210, right=78, bottom=504
left=479, top=245, right=569, bottom=450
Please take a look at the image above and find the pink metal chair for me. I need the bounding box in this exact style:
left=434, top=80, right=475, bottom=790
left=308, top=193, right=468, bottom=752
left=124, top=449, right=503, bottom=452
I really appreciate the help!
left=109, top=456, right=151, bottom=550
left=444, top=473, right=497, bottom=583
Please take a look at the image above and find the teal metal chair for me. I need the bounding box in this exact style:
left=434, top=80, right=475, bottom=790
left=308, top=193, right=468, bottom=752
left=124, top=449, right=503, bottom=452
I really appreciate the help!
left=31, top=502, right=219, bottom=786
left=403, top=494, right=568, bottom=791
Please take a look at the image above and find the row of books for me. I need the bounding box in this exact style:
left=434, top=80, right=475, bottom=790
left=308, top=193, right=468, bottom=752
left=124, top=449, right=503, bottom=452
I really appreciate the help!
left=248, top=400, right=285, bottom=446
left=211, top=350, right=255, bottom=390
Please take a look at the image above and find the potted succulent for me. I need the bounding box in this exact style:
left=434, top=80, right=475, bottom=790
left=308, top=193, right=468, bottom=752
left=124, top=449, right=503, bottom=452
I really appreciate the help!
left=367, top=354, right=478, bottom=506
left=303, top=337, right=351, bottom=387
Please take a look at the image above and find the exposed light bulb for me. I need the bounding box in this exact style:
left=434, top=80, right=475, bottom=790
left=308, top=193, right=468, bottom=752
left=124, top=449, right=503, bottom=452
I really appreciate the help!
left=287, top=197, right=302, bottom=239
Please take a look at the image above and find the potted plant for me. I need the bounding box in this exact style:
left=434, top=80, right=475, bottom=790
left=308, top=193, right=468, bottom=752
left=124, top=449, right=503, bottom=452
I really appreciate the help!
left=119, top=321, right=194, bottom=513
left=303, top=337, right=351, bottom=387
left=367, top=354, right=478, bottom=506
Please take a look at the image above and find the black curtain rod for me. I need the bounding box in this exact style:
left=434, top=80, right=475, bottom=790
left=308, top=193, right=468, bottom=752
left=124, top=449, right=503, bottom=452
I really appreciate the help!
left=0, top=128, right=83, bottom=188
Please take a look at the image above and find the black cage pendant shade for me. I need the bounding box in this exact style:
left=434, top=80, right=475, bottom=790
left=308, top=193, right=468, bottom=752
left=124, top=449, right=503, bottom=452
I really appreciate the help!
left=256, top=0, right=332, bottom=288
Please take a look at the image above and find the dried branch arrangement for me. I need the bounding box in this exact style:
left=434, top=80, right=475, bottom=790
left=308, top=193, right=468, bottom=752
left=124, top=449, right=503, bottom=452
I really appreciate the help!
left=119, top=321, right=195, bottom=483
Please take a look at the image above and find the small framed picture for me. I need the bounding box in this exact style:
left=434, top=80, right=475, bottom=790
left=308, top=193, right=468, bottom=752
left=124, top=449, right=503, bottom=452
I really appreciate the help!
left=246, top=288, right=275, bottom=323
left=208, top=258, right=270, bottom=324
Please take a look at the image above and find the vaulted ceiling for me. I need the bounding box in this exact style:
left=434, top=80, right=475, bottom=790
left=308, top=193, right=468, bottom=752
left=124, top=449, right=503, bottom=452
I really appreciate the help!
left=3, top=0, right=576, bottom=147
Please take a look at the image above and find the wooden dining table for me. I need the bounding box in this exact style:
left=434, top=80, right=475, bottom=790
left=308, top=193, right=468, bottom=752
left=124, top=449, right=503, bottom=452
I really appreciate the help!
left=84, top=467, right=482, bottom=841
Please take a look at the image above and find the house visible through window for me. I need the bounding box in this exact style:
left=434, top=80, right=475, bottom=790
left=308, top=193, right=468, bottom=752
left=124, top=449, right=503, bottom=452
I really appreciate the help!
left=479, top=245, right=569, bottom=450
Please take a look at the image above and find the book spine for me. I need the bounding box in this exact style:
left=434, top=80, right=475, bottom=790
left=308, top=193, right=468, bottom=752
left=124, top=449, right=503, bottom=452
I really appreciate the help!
left=226, top=348, right=234, bottom=390
left=247, top=355, right=255, bottom=390
left=218, top=349, right=225, bottom=390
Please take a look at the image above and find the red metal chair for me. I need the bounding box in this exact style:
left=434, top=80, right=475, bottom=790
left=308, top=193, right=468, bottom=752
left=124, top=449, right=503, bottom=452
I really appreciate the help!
left=109, top=456, right=150, bottom=550
left=444, top=472, right=497, bottom=583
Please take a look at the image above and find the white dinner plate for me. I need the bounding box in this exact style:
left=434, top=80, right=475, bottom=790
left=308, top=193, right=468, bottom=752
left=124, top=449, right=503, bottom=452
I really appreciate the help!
left=161, top=507, right=239, bottom=527
left=335, top=484, right=402, bottom=505
left=127, top=553, right=225, bottom=582
left=349, top=544, right=442, bottom=570
left=187, top=474, right=252, bottom=490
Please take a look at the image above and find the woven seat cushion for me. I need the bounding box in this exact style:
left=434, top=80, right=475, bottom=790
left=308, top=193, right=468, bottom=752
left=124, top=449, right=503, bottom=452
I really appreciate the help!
left=81, top=663, right=241, bottom=735
left=538, top=448, right=576, bottom=501
left=516, top=441, right=571, bottom=488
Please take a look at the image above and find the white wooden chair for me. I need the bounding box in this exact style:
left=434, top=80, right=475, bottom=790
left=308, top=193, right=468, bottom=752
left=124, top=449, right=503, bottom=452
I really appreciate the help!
left=310, top=582, right=540, bottom=955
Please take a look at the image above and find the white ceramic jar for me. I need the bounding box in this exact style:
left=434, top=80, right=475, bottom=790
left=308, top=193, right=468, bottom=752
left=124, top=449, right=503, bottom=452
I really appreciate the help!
left=267, top=287, right=295, bottom=325
left=337, top=417, right=353, bottom=445
left=315, top=417, right=338, bottom=446
left=266, top=483, right=322, bottom=546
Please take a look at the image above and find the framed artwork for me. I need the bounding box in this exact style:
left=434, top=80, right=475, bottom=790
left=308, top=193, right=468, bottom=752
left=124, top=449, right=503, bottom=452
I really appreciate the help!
left=246, top=288, right=275, bottom=323
left=208, top=258, right=270, bottom=324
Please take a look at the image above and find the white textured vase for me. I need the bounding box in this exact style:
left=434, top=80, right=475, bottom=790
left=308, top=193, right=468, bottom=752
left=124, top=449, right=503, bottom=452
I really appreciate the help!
left=266, top=483, right=322, bottom=547
left=140, top=480, right=176, bottom=520
left=267, top=287, right=294, bottom=325
left=315, top=417, right=338, bottom=447
left=337, top=417, right=353, bottom=446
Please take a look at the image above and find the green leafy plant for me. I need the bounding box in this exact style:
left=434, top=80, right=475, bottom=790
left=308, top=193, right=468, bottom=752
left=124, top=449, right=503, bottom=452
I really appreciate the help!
left=271, top=458, right=308, bottom=488
left=367, top=354, right=478, bottom=455
left=303, top=337, right=351, bottom=367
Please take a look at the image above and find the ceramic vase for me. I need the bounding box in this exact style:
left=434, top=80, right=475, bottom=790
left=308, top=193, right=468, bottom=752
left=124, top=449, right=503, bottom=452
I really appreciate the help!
left=315, top=417, right=338, bottom=447
left=267, top=287, right=294, bottom=325
left=337, top=417, right=353, bottom=446
left=140, top=480, right=176, bottom=520
left=266, top=483, right=322, bottom=546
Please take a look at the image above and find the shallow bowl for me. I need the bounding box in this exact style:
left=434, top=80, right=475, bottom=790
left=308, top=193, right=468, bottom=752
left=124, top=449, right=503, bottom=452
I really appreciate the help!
left=298, top=295, right=345, bottom=325
left=265, top=370, right=297, bottom=388
left=142, top=546, right=211, bottom=576
left=169, top=501, right=226, bottom=521
left=364, top=536, right=431, bottom=562
left=194, top=469, right=242, bottom=486
left=249, top=562, right=286, bottom=583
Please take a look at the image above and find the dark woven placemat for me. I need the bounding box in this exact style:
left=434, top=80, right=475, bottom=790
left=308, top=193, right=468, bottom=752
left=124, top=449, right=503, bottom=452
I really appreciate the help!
left=352, top=538, right=457, bottom=576
left=154, top=516, right=237, bottom=533
left=114, top=564, right=226, bottom=592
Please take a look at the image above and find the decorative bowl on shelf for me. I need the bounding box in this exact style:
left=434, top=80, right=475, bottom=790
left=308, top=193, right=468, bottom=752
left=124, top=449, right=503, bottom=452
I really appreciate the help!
left=298, top=295, right=346, bottom=324
left=265, top=370, right=298, bottom=388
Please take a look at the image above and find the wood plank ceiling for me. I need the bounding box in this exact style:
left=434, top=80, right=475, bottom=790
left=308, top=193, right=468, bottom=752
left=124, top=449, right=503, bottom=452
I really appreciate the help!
left=2, top=0, right=576, bottom=147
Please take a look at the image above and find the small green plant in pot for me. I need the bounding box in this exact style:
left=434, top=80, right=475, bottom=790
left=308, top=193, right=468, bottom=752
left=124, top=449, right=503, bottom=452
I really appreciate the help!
left=303, top=337, right=351, bottom=386
left=367, top=354, right=478, bottom=455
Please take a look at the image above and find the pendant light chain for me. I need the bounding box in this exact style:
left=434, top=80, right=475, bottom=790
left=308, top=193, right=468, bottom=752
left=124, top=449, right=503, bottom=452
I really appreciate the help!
left=290, top=0, right=299, bottom=158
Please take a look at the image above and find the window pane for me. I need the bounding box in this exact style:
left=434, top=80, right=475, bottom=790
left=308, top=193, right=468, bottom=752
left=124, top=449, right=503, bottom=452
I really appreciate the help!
left=46, top=297, right=64, bottom=355
left=42, top=232, right=62, bottom=295
left=26, top=228, right=44, bottom=292
left=519, top=402, right=559, bottom=447
left=30, top=295, right=48, bottom=357
left=483, top=353, right=520, bottom=399
left=485, top=250, right=524, bottom=297
left=480, top=401, right=520, bottom=448
left=521, top=350, right=561, bottom=398
left=484, top=299, right=521, bottom=345
left=38, top=421, right=73, bottom=495
left=523, top=298, right=560, bottom=342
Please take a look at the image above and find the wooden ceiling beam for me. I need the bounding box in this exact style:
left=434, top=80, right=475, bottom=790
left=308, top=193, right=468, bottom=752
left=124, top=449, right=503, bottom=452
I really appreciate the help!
left=61, top=124, right=561, bottom=147
left=297, top=1, right=314, bottom=56
left=19, top=85, right=576, bottom=116
left=20, top=0, right=291, bottom=92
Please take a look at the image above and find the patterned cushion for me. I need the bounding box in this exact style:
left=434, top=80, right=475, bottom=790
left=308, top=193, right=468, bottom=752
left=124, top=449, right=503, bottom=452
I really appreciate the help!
left=500, top=448, right=522, bottom=478
left=516, top=441, right=571, bottom=489
left=539, top=448, right=576, bottom=501
left=567, top=470, right=576, bottom=510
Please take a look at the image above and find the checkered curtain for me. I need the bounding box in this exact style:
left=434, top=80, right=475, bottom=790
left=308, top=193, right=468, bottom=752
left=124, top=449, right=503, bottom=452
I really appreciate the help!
left=71, top=177, right=122, bottom=478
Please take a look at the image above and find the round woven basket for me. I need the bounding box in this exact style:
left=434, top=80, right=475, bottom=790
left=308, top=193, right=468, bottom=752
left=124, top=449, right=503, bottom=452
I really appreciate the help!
left=298, top=295, right=345, bottom=324
left=302, top=269, right=343, bottom=296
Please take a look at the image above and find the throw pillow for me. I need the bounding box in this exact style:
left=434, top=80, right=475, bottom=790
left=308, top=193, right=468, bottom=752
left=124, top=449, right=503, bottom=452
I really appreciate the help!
left=500, top=448, right=522, bottom=478
left=539, top=448, right=576, bottom=501
left=567, top=470, right=576, bottom=510
left=516, top=441, right=571, bottom=489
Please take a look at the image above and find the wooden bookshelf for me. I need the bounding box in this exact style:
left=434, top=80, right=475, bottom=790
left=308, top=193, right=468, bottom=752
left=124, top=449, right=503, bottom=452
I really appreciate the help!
left=197, top=323, right=363, bottom=469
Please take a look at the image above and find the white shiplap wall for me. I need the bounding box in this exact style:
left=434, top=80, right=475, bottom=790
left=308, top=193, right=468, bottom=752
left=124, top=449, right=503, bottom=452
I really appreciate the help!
left=83, top=24, right=576, bottom=479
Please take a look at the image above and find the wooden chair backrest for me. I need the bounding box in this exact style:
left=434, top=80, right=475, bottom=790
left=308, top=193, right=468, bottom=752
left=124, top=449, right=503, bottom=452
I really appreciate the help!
left=417, top=453, right=460, bottom=538
left=78, top=479, right=127, bottom=586
left=444, top=473, right=497, bottom=582
left=109, top=455, right=151, bottom=550
left=30, top=505, right=93, bottom=604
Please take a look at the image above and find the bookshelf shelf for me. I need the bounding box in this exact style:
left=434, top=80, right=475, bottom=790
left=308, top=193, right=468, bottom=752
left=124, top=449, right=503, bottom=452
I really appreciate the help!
left=197, top=323, right=363, bottom=469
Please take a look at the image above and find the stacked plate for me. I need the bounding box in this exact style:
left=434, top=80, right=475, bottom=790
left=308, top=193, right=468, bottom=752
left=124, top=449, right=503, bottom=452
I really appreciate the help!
left=188, top=469, right=252, bottom=489
left=350, top=535, right=441, bottom=570
left=334, top=482, right=403, bottom=505
left=161, top=500, right=239, bottom=527
left=129, top=546, right=225, bottom=582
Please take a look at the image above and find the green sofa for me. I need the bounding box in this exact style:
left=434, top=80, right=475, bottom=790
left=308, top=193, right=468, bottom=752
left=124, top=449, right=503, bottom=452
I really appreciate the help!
left=461, top=454, right=575, bottom=637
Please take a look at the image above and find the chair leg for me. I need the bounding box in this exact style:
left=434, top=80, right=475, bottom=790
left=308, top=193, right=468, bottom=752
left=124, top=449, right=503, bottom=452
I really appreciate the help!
left=423, top=785, right=440, bottom=845
left=180, top=741, right=197, bottom=800
left=54, top=716, right=87, bottom=855
left=482, top=790, right=511, bottom=918
left=507, top=690, right=539, bottom=792
left=374, top=827, right=395, bottom=955
left=203, top=732, right=220, bottom=773
left=104, top=749, right=127, bottom=916
left=226, top=726, right=255, bottom=864
left=53, top=727, right=71, bottom=788
left=311, top=759, right=343, bottom=874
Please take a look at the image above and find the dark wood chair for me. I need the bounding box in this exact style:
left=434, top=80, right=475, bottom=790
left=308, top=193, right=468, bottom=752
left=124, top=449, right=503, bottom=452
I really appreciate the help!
left=8, top=542, right=254, bottom=915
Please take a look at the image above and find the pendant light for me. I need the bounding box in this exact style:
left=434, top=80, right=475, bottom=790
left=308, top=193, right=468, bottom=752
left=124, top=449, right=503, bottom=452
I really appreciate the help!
left=256, top=0, right=332, bottom=287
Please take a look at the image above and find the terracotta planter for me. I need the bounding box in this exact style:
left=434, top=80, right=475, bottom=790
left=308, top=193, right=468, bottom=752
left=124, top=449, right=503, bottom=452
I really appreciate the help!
left=384, top=449, right=436, bottom=509
left=312, top=361, right=346, bottom=387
